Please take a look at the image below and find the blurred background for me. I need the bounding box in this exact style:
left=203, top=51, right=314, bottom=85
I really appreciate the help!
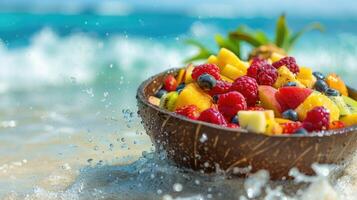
left=0, top=0, right=356, bottom=199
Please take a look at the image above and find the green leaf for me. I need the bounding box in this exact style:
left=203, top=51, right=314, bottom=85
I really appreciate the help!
left=286, top=23, right=324, bottom=51
left=214, top=34, right=241, bottom=57
left=184, top=39, right=213, bottom=63
left=275, top=14, right=289, bottom=48
left=229, top=31, right=263, bottom=47
left=254, top=31, right=270, bottom=44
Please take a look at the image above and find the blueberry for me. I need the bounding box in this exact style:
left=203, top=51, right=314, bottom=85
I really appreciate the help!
left=155, top=89, right=167, bottom=98
left=212, top=95, right=219, bottom=103
left=313, top=72, right=325, bottom=80
left=294, top=128, right=308, bottom=135
left=282, top=109, right=299, bottom=121
left=231, top=115, right=239, bottom=124
left=283, top=82, right=297, bottom=87
left=314, top=80, right=329, bottom=93
left=197, top=73, right=217, bottom=91
left=325, top=88, right=340, bottom=96
left=176, top=83, right=185, bottom=93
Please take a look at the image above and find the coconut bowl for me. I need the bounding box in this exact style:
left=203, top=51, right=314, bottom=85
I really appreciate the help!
left=136, top=68, right=357, bottom=180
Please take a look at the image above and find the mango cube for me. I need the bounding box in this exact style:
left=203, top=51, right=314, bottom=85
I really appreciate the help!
left=296, top=67, right=317, bottom=88
left=217, top=48, right=248, bottom=73
left=184, top=64, right=194, bottom=84
left=207, top=55, right=219, bottom=65
left=175, top=83, right=212, bottom=112
left=274, top=66, right=304, bottom=88
left=340, top=114, right=357, bottom=126
left=221, top=64, right=245, bottom=80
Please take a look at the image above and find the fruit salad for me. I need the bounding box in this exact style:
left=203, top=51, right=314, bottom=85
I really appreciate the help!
left=148, top=48, right=357, bottom=135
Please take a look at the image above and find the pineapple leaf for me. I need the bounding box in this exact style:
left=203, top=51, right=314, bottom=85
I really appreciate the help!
left=184, top=39, right=213, bottom=63
left=255, top=31, right=270, bottom=44
left=275, top=14, right=289, bottom=48
left=229, top=31, right=263, bottom=47
left=214, top=34, right=241, bottom=57
left=287, top=23, right=324, bottom=51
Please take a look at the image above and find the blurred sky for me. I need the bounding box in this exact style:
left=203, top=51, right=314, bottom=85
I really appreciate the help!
left=0, top=0, right=356, bottom=18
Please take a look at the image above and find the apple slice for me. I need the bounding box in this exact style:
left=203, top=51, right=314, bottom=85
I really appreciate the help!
left=275, top=87, right=313, bottom=111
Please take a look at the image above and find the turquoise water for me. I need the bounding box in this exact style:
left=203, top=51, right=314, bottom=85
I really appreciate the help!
left=0, top=12, right=357, bottom=199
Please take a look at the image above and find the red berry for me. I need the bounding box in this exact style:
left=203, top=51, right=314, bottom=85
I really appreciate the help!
left=272, top=56, right=300, bottom=74
left=275, top=87, right=313, bottom=111
left=226, top=123, right=240, bottom=129
left=218, top=91, right=247, bottom=119
left=175, top=105, right=200, bottom=120
left=303, top=106, right=330, bottom=132
left=247, top=106, right=265, bottom=111
left=281, top=122, right=302, bottom=134
left=230, top=76, right=259, bottom=106
left=192, top=64, right=221, bottom=81
left=329, top=121, right=345, bottom=130
left=247, top=58, right=268, bottom=79
left=208, top=80, right=232, bottom=96
left=256, top=64, right=278, bottom=86
left=198, top=108, right=227, bottom=125
left=164, top=75, right=178, bottom=91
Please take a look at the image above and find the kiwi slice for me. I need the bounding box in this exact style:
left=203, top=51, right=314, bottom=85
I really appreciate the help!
left=159, top=91, right=179, bottom=111
left=342, top=95, right=357, bottom=114
left=329, top=96, right=351, bottom=116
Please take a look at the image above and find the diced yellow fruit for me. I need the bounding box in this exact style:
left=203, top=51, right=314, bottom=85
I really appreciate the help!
left=238, top=111, right=267, bottom=134
left=221, top=75, right=234, bottom=83
left=207, top=55, right=219, bottom=65
left=184, top=64, right=194, bottom=84
left=175, top=83, right=212, bottom=112
left=221, top=64, right=245, bottom=80
left=340, top=114, right=357, bottom=126
left=217, top=48, right=248, bottom=72
left=296, top=67, right=317, bottom=88
left=264, top=110, right=275, bottom=120
left=326, top=73, right=349, bottom=96
left=295, top=92, right=340, bottom=122
left=265, top=120, right=283, bottom=135
left=275, top=118, right=293, bottom=124
left=274, top=66, right=305, bottom=88
left=271, top=52, right=284, bottom=63
left=148, top=96, right=160, bottom=106
left=176, top=69, right=185, bottom=84
left=242, top=61, right=250, bottom=69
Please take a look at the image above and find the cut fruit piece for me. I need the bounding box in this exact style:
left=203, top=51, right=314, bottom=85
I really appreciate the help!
left=217, top=48, right=248, bottom=72
left=237, top=111, right=267, bottom=134
left=176, top=69, right=186, bottom=84
left=340, top=114, right=357, bottom=126
left=265, top=120, right=283, bottom=135
left=275, top=118, right=293, bottom=124
left=275, top=87, right=313, bottom=110
left=273, top=66, right=305, bottom=88
left=221, top=64, right=245, bottom=80
left=264, top=110, right=275, bottom=120
left=342, top=95, right=357, bottom=114
left=326, top=73, right=348, bottom=96
left=270, top=52, right=284, bottom=63
left=329, top=96, right=351, bottom=116
left=295, top=93, right=340, bottom=122
left=296, top=67, right=317, bottom=88
left=207, top=55, right=219, bottom=65
left=148, top=96, right=160, bottom=106
left=175, top=83, right=213, bottom=112
left=160, top=91, right=179, bottom=111
left=258, top=86, right=283, bottom=117
left=221, top=75, right=234, bottom=83
left=184, top=64, right=195, bottom=84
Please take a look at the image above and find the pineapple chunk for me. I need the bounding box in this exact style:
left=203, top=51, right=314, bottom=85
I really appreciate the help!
left=221, top=64, right=245, bottom=80
left=184, top=64, right=195, bottom=84
left=274, top=66, right=305, bottom=88
left=340, top=114, right=357, bottom=126
left=295, top=92, right=340, bottom=122
left=176, top=69, right=186, bottom=84
left=271, top=52, right=284, bottom=63
left=296, top=67, right=317, bottom=88
left=238, top=111, right=267, bottom=134
left=175, top=83, right=212, bottom=112
left=266, top=120, right=283, bottom=135
left=221, top=75, right=234, bottom=83
left=207, top=55, right=219, bottom=65
left=217, top=48, right=248, bottom=73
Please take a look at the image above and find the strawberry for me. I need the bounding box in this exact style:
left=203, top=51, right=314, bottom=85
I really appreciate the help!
left=275, top=87, right=313, bottom=111
left=175, top=105, right=200, bottom=120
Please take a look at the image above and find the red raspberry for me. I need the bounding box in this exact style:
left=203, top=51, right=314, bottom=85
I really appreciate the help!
left=281, top=122, right=302, bottom=134
left=247, top=106, right=265, bottom=111
left=175, top=105, right=200, bottom=120
left=191, top=64, right=221, bottom=81
left=256, top=64, right=278, bottom=86
left=230, top=76, right=259, bottom=106
left=208, top=80, right=232, bottom=96
left=226, top=123, right=240, bottom=129
left=247, top=58, right=268, bottom=79
left=303, top=106, right=330, bottom=132
left=164, top=75, right=178, bottom=91
left=272, top=56, right=300, bottom=74
left=198, top=108, right=227, bottom=125
left=329, top=121, right=345, bottom=130
left=218, top=91, right=247, bottom=119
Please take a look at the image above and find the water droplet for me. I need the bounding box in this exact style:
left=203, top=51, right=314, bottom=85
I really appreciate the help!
left=173, top=183, right=183, bottom=192
left=109, top=64, right=113, bottom=68
left=87, top=158, right=93, bottom=163
left=199, top=133, right=208, bottom=143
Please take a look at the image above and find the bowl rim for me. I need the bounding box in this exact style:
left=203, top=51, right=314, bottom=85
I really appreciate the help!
left=137, top=68, right=357, bottom=138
